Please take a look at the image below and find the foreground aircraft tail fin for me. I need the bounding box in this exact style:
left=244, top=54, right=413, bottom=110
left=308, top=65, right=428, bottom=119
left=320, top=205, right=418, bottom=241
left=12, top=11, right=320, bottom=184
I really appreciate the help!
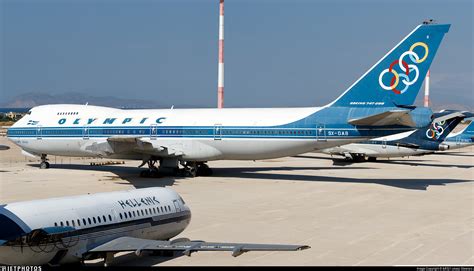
left=329, top=22, right=450, bottom=107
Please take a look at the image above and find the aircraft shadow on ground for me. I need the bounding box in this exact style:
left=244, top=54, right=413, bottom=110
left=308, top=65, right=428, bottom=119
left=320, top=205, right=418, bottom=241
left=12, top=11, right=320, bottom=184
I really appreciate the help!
left=86, top=251, right=184, bottom=266
left=27, top=161, right=471, bottom=191
left=211, top=167, right=471, bottom=191
left=294, top=155, right=473, bottom=169
left=435, top=152, right=474, bottom=157
left=27, top=163, right=177, bottom=188
left=370, top=160, right=474, bottom=169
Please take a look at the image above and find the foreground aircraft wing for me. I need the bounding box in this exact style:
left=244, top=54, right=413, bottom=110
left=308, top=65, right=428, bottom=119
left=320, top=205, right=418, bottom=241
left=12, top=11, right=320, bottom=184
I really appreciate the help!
left=348, top=109, right=414, bottom=127
left=88, top=237, right=310, bottom=257
left=106, top=136, right=184, bottom=156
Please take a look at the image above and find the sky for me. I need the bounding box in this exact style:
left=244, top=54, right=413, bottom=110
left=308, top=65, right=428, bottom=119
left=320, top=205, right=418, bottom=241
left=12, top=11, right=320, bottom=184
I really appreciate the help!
left=1, top=0, right=473, bottom=108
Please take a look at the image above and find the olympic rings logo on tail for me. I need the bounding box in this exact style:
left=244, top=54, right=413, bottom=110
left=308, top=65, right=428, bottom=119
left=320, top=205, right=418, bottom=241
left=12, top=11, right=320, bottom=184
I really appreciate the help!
left=378, top=42, right=429, bottom=94
left=426, top=120, right=446, bottom=139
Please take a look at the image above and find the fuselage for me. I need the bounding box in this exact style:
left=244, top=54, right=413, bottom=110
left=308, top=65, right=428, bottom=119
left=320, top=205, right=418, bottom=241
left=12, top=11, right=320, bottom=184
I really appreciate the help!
left=0, top=187, right=191, bottom=265
left=7, top=104, right=425, bottom=162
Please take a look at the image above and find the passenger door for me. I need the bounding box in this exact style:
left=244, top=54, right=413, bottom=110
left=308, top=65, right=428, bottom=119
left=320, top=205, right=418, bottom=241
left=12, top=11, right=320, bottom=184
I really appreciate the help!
left=150, top=124, right=158, bottom=140
left=214, top=124, right=222, bottom=140
left=36, top=125, right=42, bottom=140
left=83, top=125, right=89, bottom=140
left=316, top=123, right=326, bottom=142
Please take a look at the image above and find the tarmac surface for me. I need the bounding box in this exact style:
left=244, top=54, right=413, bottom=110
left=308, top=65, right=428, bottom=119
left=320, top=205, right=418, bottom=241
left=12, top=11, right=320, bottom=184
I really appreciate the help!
left=0, top=136, right=473, bottom=266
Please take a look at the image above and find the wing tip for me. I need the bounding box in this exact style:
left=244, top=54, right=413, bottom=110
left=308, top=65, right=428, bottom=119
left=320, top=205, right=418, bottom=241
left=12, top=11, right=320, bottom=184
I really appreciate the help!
left=297, top=245, right=311, bottom=251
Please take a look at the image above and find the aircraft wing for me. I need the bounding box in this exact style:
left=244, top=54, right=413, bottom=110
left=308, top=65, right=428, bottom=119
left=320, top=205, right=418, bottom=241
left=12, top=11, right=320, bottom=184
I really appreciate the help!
left=348, top=109, right=415, bottom=127
left=106, top=136, right=184, bottom=156
left=88, top=236, right=310, bottom=257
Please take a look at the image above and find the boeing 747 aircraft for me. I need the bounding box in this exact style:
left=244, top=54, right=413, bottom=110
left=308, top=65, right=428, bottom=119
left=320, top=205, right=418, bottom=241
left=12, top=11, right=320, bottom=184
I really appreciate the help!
left=321, top=110, right=472, bottom=161
left=0, top=188, right=309, bottom=266
left=7, top=22, right=450, bottom=176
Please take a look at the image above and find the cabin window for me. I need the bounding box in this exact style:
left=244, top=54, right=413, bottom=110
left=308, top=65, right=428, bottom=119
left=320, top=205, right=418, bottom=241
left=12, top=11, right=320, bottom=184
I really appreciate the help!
left=92, top=217, right=96, bottom=224
left=72, top=220, right=75, bottom=227
left=77, top=219, right=81, bottom=226
left=103, top=215, right=106, bottom=222
left=97, top=216, right=101, bottom=223
left=156, top=207, right=159, bottom=213
left=128, top=211, right=132, bottom=218
left=60, top=221, right=64, bottom=226
left=119, top=213, right=123, bottom=220
left=161, top=207, right=164, bottom=213
left=132, top=211, right=136, bottom=217
left=88, top=218, right=91, bottom=225
left=83, top=218, right=87, bottom=225
left=66, top=221, right=69, bottom=226
left=54, top=222, right=58, bottom=227
left=141, top=210, right=144, bottom=216
left=108, top=215, right=112, bottom=221
left=124, top=212, right=128, bottom=219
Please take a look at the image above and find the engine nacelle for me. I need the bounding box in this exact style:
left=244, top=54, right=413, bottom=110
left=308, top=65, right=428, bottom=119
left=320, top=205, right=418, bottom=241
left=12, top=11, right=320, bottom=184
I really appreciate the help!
left=438, top=144, right=450, bottom=151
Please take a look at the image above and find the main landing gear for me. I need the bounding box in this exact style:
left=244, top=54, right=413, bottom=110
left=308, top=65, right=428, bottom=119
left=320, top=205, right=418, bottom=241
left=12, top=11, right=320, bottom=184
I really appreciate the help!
left=139, top=158, right=213, bottom=178
left=181, top=161, right=213, bottom=177
left=39, top=154, right=50, bottom=169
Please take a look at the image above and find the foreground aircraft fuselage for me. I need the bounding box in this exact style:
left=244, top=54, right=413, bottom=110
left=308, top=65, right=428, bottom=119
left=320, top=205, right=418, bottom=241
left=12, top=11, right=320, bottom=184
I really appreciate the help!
left=0, top=188, right=308, bottom=266
left=7, top=23, right=451, bottom=174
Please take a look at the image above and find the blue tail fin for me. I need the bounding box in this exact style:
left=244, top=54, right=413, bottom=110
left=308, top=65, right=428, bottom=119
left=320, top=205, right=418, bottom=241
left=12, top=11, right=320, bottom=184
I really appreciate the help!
left=330, top=23, right=450, bottom=107
left=421, top=117, right=464, bottom=142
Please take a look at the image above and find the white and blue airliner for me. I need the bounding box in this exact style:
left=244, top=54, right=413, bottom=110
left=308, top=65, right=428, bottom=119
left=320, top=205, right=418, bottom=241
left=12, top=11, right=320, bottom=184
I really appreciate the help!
left=7, top=22, right=450, bottom=176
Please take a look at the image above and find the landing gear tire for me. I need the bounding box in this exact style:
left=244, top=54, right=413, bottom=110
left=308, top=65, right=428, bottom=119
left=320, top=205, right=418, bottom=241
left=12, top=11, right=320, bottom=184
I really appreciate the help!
left=367, top=157, right=377, bottom=162
left=196, top=163, right=213, bottom=176
left=351, top=154, right=366, bottom=163
left=185, top=167, right=197, bottom=178
left=39, top=154, right=50, bottom=169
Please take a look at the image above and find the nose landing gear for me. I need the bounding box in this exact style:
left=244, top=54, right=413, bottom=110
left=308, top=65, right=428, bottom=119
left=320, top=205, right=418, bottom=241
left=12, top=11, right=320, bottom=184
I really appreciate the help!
left=40, top=154, right=50, bottom=169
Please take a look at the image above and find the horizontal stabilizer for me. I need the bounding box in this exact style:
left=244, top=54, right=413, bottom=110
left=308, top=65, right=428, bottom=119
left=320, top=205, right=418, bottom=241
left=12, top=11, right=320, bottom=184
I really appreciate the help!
left=432, top=111, right=473, bottom=123
left=348, top=110, right=415, bottom=126
left=88, top=236, right=309, bottom=257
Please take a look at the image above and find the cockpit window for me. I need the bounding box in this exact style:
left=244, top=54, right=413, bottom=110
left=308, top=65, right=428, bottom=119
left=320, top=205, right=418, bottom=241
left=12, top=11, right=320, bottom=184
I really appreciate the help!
left=27, top=111, right=32, bottom=115
left=0, top=214, right=25, bottom=240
